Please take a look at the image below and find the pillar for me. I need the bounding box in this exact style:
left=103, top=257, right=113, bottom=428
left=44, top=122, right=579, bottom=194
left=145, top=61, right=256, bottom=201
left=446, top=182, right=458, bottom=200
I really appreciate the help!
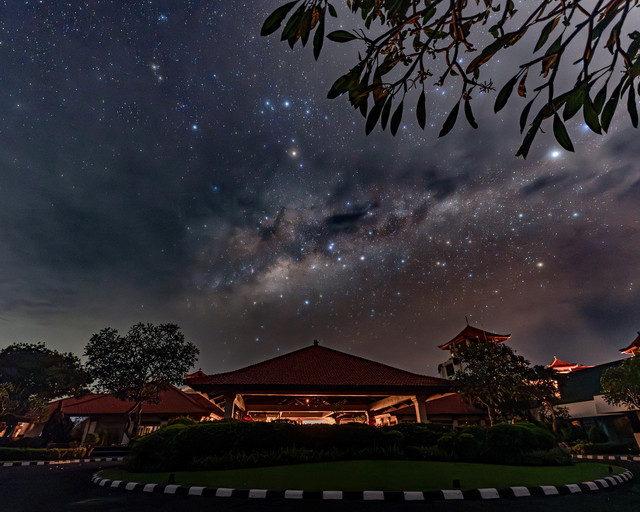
left=224, top=393, right=235, bottom=419
left=412, top=395, right=428, bottom=423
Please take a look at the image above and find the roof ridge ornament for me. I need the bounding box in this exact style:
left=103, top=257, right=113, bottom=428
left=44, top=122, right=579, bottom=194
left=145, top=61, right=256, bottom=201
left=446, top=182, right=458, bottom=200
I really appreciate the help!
left=313, top=339, right=319, bottom=346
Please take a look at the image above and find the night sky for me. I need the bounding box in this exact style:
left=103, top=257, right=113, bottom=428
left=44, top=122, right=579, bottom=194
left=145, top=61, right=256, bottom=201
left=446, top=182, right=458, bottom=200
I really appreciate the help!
left=1, top=1, right=639, bottom=376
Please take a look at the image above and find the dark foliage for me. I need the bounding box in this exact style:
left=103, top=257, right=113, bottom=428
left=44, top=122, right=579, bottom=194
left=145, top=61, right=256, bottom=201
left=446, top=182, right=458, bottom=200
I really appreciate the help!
left=126, top=420, right=568, bottom=471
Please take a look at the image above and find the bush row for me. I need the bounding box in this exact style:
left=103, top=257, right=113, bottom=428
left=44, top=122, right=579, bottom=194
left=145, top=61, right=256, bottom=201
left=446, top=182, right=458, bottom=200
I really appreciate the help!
left=0, top=446, right=88, bottom=461
left=572, top=441, right=636, bottom=455
left=127, top=420, right=567, bottom=472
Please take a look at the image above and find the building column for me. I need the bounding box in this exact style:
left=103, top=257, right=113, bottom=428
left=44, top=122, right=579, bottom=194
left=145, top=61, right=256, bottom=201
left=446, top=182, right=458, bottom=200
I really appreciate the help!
left=412, top=395, right=428, bottom=424
left=224, top=393, right=236, bottom=419
left=234, top=394, right=246, bottom=419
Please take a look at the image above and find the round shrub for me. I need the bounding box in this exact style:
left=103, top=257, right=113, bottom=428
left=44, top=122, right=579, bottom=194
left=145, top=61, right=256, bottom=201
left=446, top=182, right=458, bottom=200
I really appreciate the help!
left=487, top=423, right=555, bottom=459
left=383, top=422, right=450, bottom=447
left=587, top=425, right=608, bottom=444
left=167, top=416, right=197, bottom=426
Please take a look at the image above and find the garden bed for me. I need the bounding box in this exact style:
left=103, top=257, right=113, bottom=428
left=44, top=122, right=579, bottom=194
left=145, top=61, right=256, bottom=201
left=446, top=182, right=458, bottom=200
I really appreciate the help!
left=100, top=459, right=624, bottom=492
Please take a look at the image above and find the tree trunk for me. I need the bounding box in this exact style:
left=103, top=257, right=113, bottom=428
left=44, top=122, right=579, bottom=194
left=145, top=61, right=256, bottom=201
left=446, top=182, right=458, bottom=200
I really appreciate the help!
left=486, top=406, right=495, bottom=427
left=546, top=401, right=558, bottom=435
left=1, top=419, right=17, bottom=438
left=122, top=401, right=143, bottom=444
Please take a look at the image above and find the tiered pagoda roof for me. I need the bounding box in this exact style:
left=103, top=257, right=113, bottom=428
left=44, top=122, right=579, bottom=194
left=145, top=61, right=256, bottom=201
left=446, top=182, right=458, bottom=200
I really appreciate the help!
left=619, top=332, right=640, bottom=356
left=438, top=324, right=511, bottom=351
left=547, top=356, right=593, bottom=374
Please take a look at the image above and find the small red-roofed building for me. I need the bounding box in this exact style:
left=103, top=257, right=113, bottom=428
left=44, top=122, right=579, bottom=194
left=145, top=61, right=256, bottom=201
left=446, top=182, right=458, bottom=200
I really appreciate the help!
left=437, top=323, right=511, bottom=379
left=620, top=332, right=640, bottom=357
left=45, top=384, right=222, bottom=444
left=187, top=340, right=452, bottom=425
left=380, top=392, right=487, bottom=426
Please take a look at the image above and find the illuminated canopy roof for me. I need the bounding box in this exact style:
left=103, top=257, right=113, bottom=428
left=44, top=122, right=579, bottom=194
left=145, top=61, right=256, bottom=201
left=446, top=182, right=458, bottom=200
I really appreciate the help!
left=187, top=341, right=450, bottom=395
left=438, top=324, right=511, bottom=351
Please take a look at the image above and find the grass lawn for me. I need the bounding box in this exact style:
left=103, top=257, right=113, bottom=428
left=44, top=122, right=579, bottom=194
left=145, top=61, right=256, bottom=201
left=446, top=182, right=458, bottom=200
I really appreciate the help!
left=99, top=460, right=624, bottom=491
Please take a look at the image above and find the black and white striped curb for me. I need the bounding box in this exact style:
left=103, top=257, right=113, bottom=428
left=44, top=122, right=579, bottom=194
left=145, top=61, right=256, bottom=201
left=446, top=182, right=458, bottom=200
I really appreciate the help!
left=2, top=457, right=124, bottom=467
left=574, top=454, right=640, bottom=462
left=91, top=469, right=633, bottom=501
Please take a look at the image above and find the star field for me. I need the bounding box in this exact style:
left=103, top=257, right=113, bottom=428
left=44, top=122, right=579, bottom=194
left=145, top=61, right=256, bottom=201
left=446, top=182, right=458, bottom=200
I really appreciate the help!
left=0, top=1, right=639, bottom=374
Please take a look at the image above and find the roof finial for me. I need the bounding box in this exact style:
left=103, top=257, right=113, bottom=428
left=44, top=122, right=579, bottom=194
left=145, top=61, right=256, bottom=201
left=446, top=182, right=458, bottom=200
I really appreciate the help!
left=313, top=339, right=319, bottom=346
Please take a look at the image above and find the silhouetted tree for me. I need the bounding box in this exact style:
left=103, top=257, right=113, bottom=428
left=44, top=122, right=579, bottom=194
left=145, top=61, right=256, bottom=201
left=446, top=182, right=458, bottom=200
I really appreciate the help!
left=84, top=323, right=198, bottom=442
left=262, top=1, right=640, bottom=156
left=0, top=343, right=90, bottom=437
left=454, top=341, right=558, bottom=427
left=601, top=356, right=640, bottom=410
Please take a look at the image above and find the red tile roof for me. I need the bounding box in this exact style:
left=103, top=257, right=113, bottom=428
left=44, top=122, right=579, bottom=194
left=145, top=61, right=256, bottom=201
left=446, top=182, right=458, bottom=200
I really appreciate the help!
left=187, top=343, right=449, bottom=391
left=393, top=393, right=485, bottom=417
left=49, top=384, right=222, bottom=417
left=424, top=393, right=485, bottom=415
left=547, top=356, right=594, bottom=373
left=548, top=357, right=576, bottom=369
left=438, top=324, right=510, bottom=350
left=620, top=332, right=640, bottom=355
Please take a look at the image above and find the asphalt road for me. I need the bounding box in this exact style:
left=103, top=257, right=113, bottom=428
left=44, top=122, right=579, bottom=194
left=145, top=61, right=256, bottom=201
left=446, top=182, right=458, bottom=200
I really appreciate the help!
left=1, top=460, right=639, bottom=512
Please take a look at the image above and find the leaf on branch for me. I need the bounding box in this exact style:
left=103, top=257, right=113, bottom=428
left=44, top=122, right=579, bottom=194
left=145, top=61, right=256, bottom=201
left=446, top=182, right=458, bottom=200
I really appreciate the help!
left=328, top=3, right=337, bottom=17
left=439, top=101, right=460, bottom=138
left=601, top=87, right=621, bottom=133
left=417, top=90, right=426, bottom=129
left=540, top=53, right=558, bottom=78
left=494, top=75, right=518, bottom=113
left=563, top=84, right=586, bottom=121
left=464, top=99, right=478, bottom=129
left=534, top=17, right=560, bottom=53
left=516, top=112, right=543, bottom=159
left=366, top=96, right=386, bottom=135
left=390, top=100, right=404, bottom=136
left=553, top=114, right=574, bottom=152
left=518, top=70, right=528, bottom=98
left=280, top=4, right=306, bottom=46
left=327, top=30, right=358, bottom=43
left=261, top=1, right=300, bottom=37
left=313, top=14, right=325, bottom=60
left=520, top=98, right=535, bottom=133
left=381, top=95, right=393, bottom=130
left=583, top=96, right=602, bottom=134
left=466, top=31, right=521, bottom=74
left=593, top=83, right=608, bottom=114
left=628, top=85, right=639, bottom=128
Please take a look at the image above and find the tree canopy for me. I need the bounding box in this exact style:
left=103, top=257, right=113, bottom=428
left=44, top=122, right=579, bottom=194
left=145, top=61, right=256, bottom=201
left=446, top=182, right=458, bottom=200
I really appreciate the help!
left=262, top=1, right=640, bottom=157
left=600, top=356, right=640, bottom=410
left=0, top=343, right=91, bottom=432
left=453, top=341, right=558, bottom=426
left=84, top=323, right=199, bottom=440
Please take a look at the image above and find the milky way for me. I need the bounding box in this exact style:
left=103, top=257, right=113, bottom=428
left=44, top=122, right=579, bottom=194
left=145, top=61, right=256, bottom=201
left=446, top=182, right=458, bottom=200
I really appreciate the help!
left=1, top=1, right=639, bottom=374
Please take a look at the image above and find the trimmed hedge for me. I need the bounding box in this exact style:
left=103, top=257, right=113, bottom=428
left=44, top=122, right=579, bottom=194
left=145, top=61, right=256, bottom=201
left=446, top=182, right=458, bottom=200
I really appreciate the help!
left=128, top=421, right=403, bottom=471
left=572, top=441, right=637, bottom=455
left=0, top=447, right=88, bottom=461
left=126, top=420, right=569, bottom=472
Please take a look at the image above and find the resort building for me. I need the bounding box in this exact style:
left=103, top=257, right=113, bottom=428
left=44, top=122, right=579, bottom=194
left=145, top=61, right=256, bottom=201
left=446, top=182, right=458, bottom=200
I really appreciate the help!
left=186, top=340, right=461, bottom=425
left=45, top=384, right=222, bottom=444
left=548, top=331, right=640, bottom=448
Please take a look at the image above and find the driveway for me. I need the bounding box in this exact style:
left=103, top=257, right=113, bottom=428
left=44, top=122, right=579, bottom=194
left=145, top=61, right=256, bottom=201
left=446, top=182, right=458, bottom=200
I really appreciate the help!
left=1, top=460, right=638, bottom=512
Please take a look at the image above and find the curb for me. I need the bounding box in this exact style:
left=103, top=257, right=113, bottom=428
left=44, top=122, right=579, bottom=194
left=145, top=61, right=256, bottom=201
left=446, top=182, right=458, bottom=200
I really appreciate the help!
left=2, top=457, right=124, bottom=467
left=573, top=454, right=640, bottom=462
left=91, top=468, right=634, bottom=501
